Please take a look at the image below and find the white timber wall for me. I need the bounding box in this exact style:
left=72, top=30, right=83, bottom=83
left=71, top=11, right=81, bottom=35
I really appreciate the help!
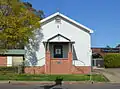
left=25, top=15, right=92, bottom=67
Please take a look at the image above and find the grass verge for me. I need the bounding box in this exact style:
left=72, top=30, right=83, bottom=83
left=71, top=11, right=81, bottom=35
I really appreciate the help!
left=0, top=73, right=108, bottom=82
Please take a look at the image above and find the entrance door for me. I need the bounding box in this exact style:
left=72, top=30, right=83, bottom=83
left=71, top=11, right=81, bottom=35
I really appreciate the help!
left=54, top=45, right=63, bottom=58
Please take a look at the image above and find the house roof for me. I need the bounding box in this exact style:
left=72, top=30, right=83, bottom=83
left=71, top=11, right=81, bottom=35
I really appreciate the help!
left=40, top=12, right=94, bottom=33
left=0, top=49, right=25, bottom=55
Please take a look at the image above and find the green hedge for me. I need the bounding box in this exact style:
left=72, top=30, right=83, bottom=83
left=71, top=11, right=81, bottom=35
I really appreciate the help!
left=104, top=53, right=120, bottom=68
left=0, top=66, right=18, bottom=74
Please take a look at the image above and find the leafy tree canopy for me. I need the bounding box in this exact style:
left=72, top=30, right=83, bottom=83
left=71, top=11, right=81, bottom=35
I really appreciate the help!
left=23, top=2, right=45, bottom=19
left=116, top=44, right=120, bottom=48
left=106, top=45, right=111, bottom=48
left=0, top=0, right=43, bottom=52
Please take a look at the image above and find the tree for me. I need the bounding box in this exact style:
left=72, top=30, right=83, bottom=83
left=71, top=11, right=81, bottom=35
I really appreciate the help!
left=116, top=44, right=120, bottom=48
left=104, top=54, right=120, bottom=68
left=106, top=45, right=111, bottom=48
left=0, top=0, right=42, bottom=52
left=23, top=2, right=45, bottom=19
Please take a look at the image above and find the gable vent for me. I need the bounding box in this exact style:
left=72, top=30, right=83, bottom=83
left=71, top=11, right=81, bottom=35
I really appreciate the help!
left=55, top=17, right=61, bottom=23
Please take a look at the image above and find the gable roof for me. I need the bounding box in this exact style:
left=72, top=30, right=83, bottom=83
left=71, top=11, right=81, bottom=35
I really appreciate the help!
left=48, top=34, right=70, bottom=42
left=43, top=33, right=75, bottom=43
left=40, top=12, right=93, bottom=33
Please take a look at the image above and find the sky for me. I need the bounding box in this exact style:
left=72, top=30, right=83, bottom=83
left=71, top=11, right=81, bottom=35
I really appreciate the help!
left=23, top=0, right=120, bottom=48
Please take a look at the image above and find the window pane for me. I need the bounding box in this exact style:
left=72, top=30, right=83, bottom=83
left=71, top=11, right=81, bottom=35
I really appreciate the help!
left=56, top=49, right=61, bottom=54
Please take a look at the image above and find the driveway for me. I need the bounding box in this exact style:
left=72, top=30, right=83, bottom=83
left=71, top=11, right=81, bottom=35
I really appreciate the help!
left=94, top=68, right=120, bottom=83
left=0, top=83, right=120, bottom=89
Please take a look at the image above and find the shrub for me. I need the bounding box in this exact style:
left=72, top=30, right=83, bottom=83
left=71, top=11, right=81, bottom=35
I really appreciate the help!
left=0, top=66, right=18, bottom=74
left=104, top=53, right=120, bottom=68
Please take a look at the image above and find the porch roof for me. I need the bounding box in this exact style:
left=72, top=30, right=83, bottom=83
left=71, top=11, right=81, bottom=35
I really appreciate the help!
left=43, top=41, right=75, bottom=44
left=43, top=33, right=75, bottom=43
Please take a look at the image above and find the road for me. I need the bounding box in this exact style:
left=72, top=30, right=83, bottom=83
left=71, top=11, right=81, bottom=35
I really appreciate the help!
left=0, top=83, right=120, bottom=89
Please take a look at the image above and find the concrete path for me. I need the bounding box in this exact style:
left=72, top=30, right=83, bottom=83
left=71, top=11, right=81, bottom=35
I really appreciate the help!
left=94, top=68, right=120, bottom=83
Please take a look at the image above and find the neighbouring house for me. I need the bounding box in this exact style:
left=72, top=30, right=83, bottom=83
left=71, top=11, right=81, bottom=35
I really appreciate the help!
left=92, top=47, right=120, bottom=68
left=0, top=49, right=25, bottom=66
left=24, top=12, right=93, bottom=74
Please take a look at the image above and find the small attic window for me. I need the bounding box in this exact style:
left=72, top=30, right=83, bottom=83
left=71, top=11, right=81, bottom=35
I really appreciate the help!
left=55, top=17, right=61, bottom=23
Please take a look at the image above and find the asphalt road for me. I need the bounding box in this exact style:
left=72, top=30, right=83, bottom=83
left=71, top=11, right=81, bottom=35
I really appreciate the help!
left=0, top=83, right=120, bottom=89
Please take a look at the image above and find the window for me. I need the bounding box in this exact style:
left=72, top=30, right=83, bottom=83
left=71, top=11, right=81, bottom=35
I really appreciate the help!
left=55, top=49, right=61, bottom=54
left=54, top=45, right=63, bottom=58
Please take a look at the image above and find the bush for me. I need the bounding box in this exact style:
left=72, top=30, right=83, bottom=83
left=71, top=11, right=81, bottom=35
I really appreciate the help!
left=0, top=66, right=18, bottom=74
left=104, top=53, right=120, bottom=68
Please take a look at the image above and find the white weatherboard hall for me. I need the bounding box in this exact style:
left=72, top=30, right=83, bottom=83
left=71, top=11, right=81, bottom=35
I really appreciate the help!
left=25, top=12, right=93, bottom=74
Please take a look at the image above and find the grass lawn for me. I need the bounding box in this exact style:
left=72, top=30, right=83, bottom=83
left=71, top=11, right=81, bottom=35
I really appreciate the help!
left=0, top=73, right=108, bottom=82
